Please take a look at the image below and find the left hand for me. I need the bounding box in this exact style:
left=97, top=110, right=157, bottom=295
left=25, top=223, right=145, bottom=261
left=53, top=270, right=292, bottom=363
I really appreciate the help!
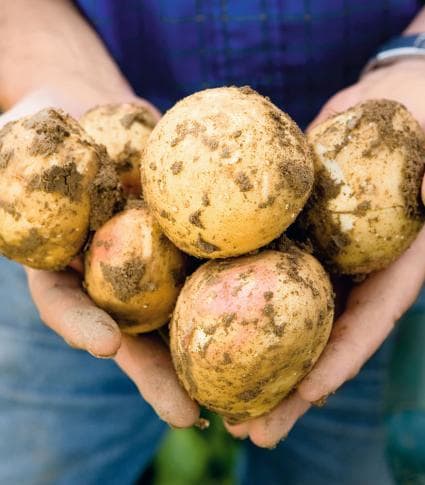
left=225, top=58, right=425, bottom=447
left=2, top=89, right=199, bottom=429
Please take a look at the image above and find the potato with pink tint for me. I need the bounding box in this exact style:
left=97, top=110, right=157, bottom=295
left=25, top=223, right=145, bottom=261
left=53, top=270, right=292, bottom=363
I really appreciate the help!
left=81, top=103, right=157, bottom=196
left=170, top=245, right=334, bottom=423
left=85, top=202, right=186, bottom=334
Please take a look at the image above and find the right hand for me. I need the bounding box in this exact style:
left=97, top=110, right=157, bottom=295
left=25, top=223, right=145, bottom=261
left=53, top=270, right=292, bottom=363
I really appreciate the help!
left=1, top=88, right=200, bottom=428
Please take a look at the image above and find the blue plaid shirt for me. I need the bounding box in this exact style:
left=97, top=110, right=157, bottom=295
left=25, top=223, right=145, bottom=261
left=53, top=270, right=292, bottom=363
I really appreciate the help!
left=75, top=1, right=422, bottom=128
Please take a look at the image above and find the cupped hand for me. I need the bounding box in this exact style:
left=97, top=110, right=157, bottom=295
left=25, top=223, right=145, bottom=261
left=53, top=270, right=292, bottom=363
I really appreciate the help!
left=1, top=89, right=199, bottom=428
left=226, top=58, right=425, bottom=447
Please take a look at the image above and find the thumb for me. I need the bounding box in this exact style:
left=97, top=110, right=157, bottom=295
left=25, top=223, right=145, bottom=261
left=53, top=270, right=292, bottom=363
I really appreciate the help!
left=306, top=86, right=360, bottom=133
left=26, top=267, right=122, bottom=358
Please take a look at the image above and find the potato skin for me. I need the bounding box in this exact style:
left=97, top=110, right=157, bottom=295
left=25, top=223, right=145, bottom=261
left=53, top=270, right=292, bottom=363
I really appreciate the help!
left=85, top=204, right=186, bottom=334
left=142, top=86, right=314, bottom=258
left=81, top=103, right=156, bottom=196
left=170, top=247, right=334, bottom=423
left=0, top=108, right=117, bottom=270
left=303, top=99, right=425, bottom=275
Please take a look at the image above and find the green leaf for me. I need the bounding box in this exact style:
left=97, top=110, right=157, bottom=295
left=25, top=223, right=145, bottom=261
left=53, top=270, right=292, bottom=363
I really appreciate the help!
left=154, top=428, right=209, bottom=485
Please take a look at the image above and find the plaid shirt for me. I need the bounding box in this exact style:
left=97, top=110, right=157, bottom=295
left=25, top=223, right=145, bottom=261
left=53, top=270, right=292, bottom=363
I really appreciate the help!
left=75, top=0, right=422, bottom=128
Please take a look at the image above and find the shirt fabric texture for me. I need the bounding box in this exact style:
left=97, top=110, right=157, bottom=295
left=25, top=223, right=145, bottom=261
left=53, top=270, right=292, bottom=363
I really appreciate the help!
left=0, top=1, right=423, bottom=484
left=75, top=0, right=421, bottom=127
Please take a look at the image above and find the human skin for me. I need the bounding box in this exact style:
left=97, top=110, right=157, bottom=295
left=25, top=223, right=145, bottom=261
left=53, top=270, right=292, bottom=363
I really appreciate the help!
left=3, top=0, right=425, bottom=445
left=0, top=0, right=198, bottom=428
left=224, top=8, right=425, bottom=447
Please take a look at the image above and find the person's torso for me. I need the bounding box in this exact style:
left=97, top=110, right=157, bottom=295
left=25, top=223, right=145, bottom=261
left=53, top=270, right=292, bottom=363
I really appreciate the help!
left=76, top=1, right=421, bottom=126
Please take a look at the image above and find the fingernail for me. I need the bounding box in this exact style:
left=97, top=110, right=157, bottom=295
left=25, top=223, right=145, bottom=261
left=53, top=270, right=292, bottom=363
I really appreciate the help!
left=194, top=418, right=210, bottom=430
left=88, top=350, right=117, bottom=359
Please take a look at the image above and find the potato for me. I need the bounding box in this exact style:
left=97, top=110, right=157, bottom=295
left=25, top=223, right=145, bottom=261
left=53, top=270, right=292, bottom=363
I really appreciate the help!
left=0, top=108, right=121, bottom=270
left=303, top=99, right=425, bottom=275
left=85, top=202, right=186, bottom=334
left=170, top=245, right=334, bottom=423
left=142, top=86, right=314, bottom=258
left=81, top=103, right=156, bottom=196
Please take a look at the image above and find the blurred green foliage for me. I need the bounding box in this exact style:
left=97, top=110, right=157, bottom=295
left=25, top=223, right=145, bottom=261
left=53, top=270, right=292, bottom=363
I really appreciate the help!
left=152, top=412, right=240, bottom=485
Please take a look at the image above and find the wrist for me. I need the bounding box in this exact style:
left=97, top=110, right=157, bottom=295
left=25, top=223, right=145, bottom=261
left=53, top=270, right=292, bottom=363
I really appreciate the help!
left=360, top=33, right=425, bottom=79
left=361, top=57, right=425, bottom=82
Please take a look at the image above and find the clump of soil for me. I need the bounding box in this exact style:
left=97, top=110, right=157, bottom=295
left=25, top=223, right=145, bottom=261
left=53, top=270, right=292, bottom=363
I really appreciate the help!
left=265, top=104, right=314, bottom=200
left=120, top=106, right=157, bottom=130
left=100, top=257, right=146, bottom=302
left=23, top=109, right=75, bottom=157
left=171, top=161, right=183, bottom=175
left=0, top=200, right=20, bottom=220
left=0, top=146, right=14, bottom=170
left=189, top=210, right=204, bottom=228
left=196, top=235, right=220, bottom=254
left=116, top=142, right=140, bottom=173
left=234, top=172, right=253, bottom=192
left=124, top=198, right=146, bottom=210
left=89, top=146, right=124, bottom=230
left=28, top=162, right=84, bottom=202
left=0, top=228, right=47, bottom=262
left=171, top=120, right=206, bottom=147
left=360, top=100, right=425, bottom=221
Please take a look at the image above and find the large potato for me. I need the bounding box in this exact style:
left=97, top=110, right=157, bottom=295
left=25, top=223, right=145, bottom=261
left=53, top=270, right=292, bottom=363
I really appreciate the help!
left=170, top=246, right=334, bottom=423
left=303, top=99, right=425, bottom=274
left=142, top=86, right=314, bottom=258
left=81, top=103, right=156, bottom=196
left=0, top=108, right=120, bottom=270
left=85, top=203, right=186, bottom=334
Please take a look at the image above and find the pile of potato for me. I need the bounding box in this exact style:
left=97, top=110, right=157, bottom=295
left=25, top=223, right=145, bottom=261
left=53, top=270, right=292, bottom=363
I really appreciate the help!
left=1, top=87, right=424, bottom=423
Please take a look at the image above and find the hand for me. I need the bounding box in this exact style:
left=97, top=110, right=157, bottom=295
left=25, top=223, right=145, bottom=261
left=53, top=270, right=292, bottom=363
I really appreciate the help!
left=225, top=58, right=425, bottom=447
left=1, top=89, right=199, bottom=428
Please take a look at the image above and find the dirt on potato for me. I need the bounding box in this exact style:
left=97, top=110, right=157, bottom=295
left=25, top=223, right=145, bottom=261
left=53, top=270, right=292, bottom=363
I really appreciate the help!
left=170, top=248, right=334, bottom=422
left=89, top=146, right=124, bottom=230
left=28, top=162, right=84, bottom=202
left=119, top=107, right=157, bottom=130
left=115, top=142, right=140, bottom=173
left=0, top=228, right=48, bottom=264
left=100, top=258, right=147, bottom=302
left=303, top=100, right=425, bottom=273
left=23, top=109, right=76, bottom=157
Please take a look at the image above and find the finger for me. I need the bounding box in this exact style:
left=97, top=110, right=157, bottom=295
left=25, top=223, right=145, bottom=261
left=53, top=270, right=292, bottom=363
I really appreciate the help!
left=422, top=176, right=425, bottom=206
left=223, top=420, right=249, bottom=439
left=298, top=225, right=425, bottom=402
left=0, top=88, right=81, bottom=127
left=136, top=98, right=162, bottom=122
left=114, top=333, right=200, bottom=428
left=306, top=87, right=359, bottom=133
left=68, top=256, right=84, bottom=274
left=26, top=267, right=121, bottom=358
left=248, top=392, right=310, bottom=449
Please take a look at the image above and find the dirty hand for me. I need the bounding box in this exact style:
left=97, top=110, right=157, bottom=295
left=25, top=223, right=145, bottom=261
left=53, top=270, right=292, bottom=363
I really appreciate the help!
left=1, top=88, right=200, bottom=428
left=225, top=58, right=425, bottom=447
